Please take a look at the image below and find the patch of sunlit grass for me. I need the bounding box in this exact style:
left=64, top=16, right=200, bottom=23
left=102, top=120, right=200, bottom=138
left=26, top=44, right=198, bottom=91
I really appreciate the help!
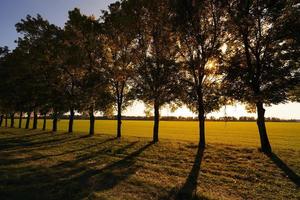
left=12, top=119, right=300, bottom=150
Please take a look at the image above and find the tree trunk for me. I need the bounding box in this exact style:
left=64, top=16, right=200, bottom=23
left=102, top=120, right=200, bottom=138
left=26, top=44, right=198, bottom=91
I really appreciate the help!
left=10, top=113, right=15, bottom=128
left=198, top=106, right=205, bottom=149
left=256, top=102, right=272, bottom=154
left=42, top=114, right=47, bottom=131
left=0, top=114, right=3, bottom=127
left=68, top=108, right=74, bottom=133
left=32, top=111, right=38, bottom=129
left=89, top=110, right=95, bottom=136
left=18, top=112, right=23, bottom=128
left=153, top=101, right=159, bottom=143
left=197, top=89, right=206, bottom=149
left=25, top=112, right=31, bottom=129
left=5, top=114, right=8, bottom=128
left=52, top=112, right=58, bottom=132
left=117, top=102, right=122, bottom=138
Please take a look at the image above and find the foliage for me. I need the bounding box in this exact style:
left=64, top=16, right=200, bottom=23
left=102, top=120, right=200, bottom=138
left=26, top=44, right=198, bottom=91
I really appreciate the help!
left=222, top=0, right=299, bottom=105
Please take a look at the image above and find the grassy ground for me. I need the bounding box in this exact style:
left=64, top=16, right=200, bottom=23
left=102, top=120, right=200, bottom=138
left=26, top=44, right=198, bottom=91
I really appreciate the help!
left=10, top=119, right=300, bottom=149
left=0, top=128, right=299, bottom=200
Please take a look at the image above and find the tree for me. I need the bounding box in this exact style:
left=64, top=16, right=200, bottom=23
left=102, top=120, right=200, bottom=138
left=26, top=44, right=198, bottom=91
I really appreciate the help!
left=171, top=0, right=226, bottom=148
left=65, top=9, right=113, bottom=136
left=0, top=46, right=10, bottom=128
left=62, top=10, right=89, bottom=133
left=0, top=47, right=27, bottom=129
left=133, top=0, right=183, bottom=143
left=102, top=1, right=138, bottom=138
left=15, top=14, right=65, bottom=131
left=222, top=0, right=300, bottom=153
left=0, top=114, right=3, bottom=127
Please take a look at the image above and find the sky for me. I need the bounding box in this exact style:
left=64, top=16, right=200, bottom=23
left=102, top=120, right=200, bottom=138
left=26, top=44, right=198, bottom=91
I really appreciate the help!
left=0, top=0, right=299, bottom=119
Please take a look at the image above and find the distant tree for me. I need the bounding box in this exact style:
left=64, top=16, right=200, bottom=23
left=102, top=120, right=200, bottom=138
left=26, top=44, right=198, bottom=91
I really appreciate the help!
left=15, top=14, right=65, bottom=131
left=239, top=116, right=256, bottom=121
left=18, top=112, right=23, bottom=128
left=222, top=0, right=300, bottom=153
left=8, top=47, right=35, bottom=130
left=4, top=115, right=8, bottom=128
left=0, top=114, right=3, bottom=127
left=39, top=107, right=49, bottom=130
left=25, top=112, right=30, bottom=129
left=102, top=1, right=138, bottom=138
left=62, top=10, right=90, bottom=133
left=0, top=47, right=26, bottom=129
left=0, top=46, right=10, bottom=127
left=65, top=9, right=113, bottom=135
left=171, top=0, right=226, bottom=148
left=134, top=0, right=183, bottom=143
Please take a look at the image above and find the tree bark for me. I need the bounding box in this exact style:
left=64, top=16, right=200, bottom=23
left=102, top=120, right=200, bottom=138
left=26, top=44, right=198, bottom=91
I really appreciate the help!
left=25, top=112, right=31, bottom=129
left=5, top=114, right=8, bottom=128
left=198, top=106, right=205, bottom=149
left=68, top=108, right=74, bottom=133
left=0, top=114, right=3, bottom=127
left=10, top=113, right=15, bottom=128
left=153, top=101, right=159, bottom=143
left=52, top=112, right=58, bottom=132
left=89, top=110, right=95, bottom=136
left=117, top=102, right=122, bottom=138
left=18, top=112, right=23, bottom=128
left=32, top=111, right=38, bottom=129
left=197, top=88, right=206, bottom=149
left=42, top=114, right=47, bottom=131
left=256, top=102, right=272, bottom=154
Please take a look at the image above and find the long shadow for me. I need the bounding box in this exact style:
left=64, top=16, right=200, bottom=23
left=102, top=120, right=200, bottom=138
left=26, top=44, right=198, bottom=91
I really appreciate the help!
left=0, top=131, right=52, bottom=143
left=59, top=142, right=154, bottom=199
left=54, top=139, right=136, bottom=170
left=0, top=132, right=78, bottom=151
left=174, top=145, right=205, bottom=200
left=0, top=141, right=153, bottom=200
left=268, top=152, right=300, bottom=187
left=0, top=137, right=118, bottom=166
left=0, top=133, right=55, bottom=151
left=42, top=137, right=118, bottom=159
left=5, top=132, right=96, bottom=151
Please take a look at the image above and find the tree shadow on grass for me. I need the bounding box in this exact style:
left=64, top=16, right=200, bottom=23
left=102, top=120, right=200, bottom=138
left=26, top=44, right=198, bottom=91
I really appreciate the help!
left=0, top=137, right=118, bottom=166
left=57, top=142, right=154, bottom=199
left=0, top=132, right=86, bottom=151
left=267, top=152, right=300, bottom=187
left=0, top=129, right=51, bottom=140
left=0, top=140, right=152, bottom=200
left=54, top=140, right=138, bottom=171
left=166, top=144, right=205, bottom=200
left=0, top=130, right=52, bottom=143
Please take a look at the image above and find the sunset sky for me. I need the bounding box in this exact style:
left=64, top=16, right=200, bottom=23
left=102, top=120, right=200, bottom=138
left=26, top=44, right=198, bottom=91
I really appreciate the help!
left=1, top=0, right=299, bottom=119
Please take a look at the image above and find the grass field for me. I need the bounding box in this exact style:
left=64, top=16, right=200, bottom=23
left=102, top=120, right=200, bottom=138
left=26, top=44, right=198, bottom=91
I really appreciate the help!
left=0, top=128, right=299, bottom=200
left=9, top=119, right=300, bottom=150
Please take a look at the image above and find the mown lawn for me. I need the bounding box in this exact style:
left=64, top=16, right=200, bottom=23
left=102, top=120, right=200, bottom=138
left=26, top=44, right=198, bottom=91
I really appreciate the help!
left=13, top=119, right=300, bottom=149
left=0, top=128, right=299, bottom=200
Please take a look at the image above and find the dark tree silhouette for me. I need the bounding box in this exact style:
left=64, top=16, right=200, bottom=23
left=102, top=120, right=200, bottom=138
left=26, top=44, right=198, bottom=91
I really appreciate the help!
left=222, top=0, right=300, bottom=153
left=133, top=0, right=183, bottom=143
left=65, top=9, right=113, bottom=136
left=171, top=0, right=226, bottom=148
left=103, top=1, right=138, bottom=139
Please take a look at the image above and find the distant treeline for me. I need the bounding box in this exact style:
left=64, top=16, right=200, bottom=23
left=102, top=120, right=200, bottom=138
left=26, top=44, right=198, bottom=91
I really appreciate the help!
left=34, top=115, right=299, bottom=122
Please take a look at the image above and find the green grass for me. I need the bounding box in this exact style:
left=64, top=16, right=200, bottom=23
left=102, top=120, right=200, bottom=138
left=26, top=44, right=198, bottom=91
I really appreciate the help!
left=0, top=128, right=299, bottom=200
left=11, top=119, right=300, bottom=149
